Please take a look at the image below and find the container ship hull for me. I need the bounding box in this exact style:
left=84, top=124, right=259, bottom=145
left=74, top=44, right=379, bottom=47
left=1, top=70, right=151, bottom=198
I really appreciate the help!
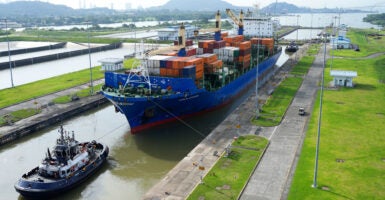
left=102, top=51, right=281, bottom=133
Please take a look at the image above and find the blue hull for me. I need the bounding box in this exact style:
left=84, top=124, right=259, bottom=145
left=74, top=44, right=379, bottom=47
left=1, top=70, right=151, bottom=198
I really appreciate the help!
left=102, top=50, right=281, bottom=133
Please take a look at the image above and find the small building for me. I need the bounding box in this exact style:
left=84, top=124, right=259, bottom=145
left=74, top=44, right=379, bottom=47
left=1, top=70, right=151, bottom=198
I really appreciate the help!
left=330, top=36, right=351, bottom=49
left=99, top=58, right=123, bottom=71
left=330, top=70, right=357, bottom=87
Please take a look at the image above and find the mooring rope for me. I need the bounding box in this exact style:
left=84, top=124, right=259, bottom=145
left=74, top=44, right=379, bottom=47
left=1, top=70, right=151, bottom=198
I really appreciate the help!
left=149, top=98, right=207, bottom=139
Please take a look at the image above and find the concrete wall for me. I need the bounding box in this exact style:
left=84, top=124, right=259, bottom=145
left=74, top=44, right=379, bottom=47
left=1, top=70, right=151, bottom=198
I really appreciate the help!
left=0, top=95, right=108, bottom=146
left=0, top=42, right=122, bottom=70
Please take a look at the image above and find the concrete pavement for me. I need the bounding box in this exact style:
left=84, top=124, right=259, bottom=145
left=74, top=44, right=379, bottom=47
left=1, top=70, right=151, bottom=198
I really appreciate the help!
left=143, top=43, right=325, bottom=200
left=0, top=79, right=107, bottom=143
left=240, top=44, right=325, bottom=200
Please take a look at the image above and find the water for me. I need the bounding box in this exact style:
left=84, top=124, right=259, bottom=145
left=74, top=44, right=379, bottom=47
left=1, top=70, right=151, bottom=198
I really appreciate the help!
left=13, top=13, right=374, bottom=32
left=277, top=13, right=376, bottom=29
left=0, top=80, right=250, bottom=199
left=0, top=43, right=156, bottom=90
left=281, top=29, right=324, bottom=40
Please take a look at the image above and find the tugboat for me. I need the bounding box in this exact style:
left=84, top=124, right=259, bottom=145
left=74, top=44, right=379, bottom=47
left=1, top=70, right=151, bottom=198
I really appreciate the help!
left=285, top=41, right=299, bottom=53
left=14, top=126, right=109, bottom=198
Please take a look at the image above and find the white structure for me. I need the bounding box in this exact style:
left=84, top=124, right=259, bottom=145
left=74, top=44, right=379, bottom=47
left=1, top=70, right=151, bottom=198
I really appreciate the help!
left=331, top=36, right=351, bottom=49
left=330, top=70, right=357, bottom=87
left=242, top=8, right=278, bottom=37
left=99, top=58, right=123, bottom=71
left=157, top=25, right=196, bottom=41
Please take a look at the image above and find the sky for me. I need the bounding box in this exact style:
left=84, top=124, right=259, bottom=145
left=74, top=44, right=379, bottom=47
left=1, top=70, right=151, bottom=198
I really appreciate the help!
left=2, top=0, right=385, bottom=11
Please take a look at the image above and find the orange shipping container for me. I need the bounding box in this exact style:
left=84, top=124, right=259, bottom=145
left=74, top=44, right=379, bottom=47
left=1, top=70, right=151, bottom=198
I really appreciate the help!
left=196, top=63, right=204, bottom=72
left=185, top=57, right=204, bottom=67
left=160, top=68, right=168, bottom=76
left=238, top=54, right=251, bottom=62
left=250, top=38, right=262, bottom=45
left=239, top=41, right=251, bottom=50
left=236, top=35, right=244, bottom=42
left=202, top=40, right=215, bottom=49
left=196, top=69, right=204, bottom=79
left=196, top=54, right=217, bottom=64
left=208, top=60, right=223, bottom=68
left=166, top=68, right=180, bottom=77
left=261, top=38, right=274, bottom=46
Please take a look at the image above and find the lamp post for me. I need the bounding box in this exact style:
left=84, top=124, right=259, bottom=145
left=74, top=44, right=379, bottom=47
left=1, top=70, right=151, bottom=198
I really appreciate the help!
left=255, top=21, right=262, bottom=118
left=310, top=13, right=313, bottom=42
left=86, top=21, right=94, bottom=95
left=3, top=18, right=14, bottom=88
left=312, top=30, right=327, bottom=188
left=296, top=15, right=300, bottom=42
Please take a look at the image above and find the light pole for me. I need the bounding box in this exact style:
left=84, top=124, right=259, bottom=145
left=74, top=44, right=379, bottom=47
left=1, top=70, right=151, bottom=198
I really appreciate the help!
left=86, top=21, right=94, bottom=95
left=255, top=21, right=262, bottom=118
left=312, top=30, right=327, bottom=188
left=296, top=15, right=300, bottom=42
left=310, top=13, right=313, bottom=42
left=3, top=18, right=14, bottom=88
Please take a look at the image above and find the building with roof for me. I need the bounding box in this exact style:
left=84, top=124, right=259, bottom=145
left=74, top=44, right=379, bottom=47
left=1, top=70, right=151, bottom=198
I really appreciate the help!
left=99, top=58, right=124, bottom=71
left=331, top=35, right=351, bottom=49
left=330, top=70, right=357, bottom=87
left=157, top=25, right=196, bottom=41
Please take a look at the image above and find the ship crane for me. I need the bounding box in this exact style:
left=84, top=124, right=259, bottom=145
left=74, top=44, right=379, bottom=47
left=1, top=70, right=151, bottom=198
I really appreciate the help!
left=193, top=10, right=222, bottom=41
left=225, top=8, right=244, bottom=35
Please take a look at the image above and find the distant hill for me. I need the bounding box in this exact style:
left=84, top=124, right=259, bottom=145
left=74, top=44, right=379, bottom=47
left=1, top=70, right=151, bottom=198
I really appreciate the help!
left=0, top=1, right=115, bottom=17
left=148, top=0, right=245, bottom=11
left=260, top=2, right=370, bottom=14
left=0, top=1, right=370, bottom=19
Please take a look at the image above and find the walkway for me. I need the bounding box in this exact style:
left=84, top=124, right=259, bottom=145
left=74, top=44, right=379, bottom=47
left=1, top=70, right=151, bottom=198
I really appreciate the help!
left=240, top=45, right=326, bottom=200
left=143, top=44, right=325, bottom=200
left=0, top=79, right=105, bottom=136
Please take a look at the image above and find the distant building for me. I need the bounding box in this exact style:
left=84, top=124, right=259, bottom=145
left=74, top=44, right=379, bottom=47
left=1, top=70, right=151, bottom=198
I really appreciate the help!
left=331, top=36, right=351, bottom=49
left=157, top=25, right=196, bottom=41
left=330, top=70, right=357, bottom=87
left=0, top=21, right=22, bottom=29
left=99, top=58, right=123, bottom=71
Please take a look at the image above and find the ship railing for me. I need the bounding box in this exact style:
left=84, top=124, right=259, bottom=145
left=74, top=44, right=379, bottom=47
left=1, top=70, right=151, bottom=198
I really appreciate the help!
left=123, top=60, right=153, bottom=95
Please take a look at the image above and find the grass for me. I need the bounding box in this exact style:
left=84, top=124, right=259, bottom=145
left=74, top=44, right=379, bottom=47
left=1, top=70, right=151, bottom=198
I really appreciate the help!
left=0, top=57, right=138, bottom=125
left=0, top=66, right=104, bottom=109
left=186, top=135, right=269, bottom=200
left=288, top=30, right=385, bottom=199
left=253, top=45, right=317, bottom=126
left=291, top=56, right=316, bottom=76
left=0, top=58, right=137, bottom=109
left=0, top=108, right=41, bottom=127
left=255, top=77, right=303, bottom=126
left=332, top=28, right=385, bottom=58
left=52, top=84, right=103, bottom=104
left=307, top=44, right=321, bottom=56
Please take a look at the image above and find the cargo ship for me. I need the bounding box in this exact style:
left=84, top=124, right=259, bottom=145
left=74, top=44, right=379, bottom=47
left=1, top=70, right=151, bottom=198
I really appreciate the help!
left=101, top=8, right=282, bottom=134
left=14, top=126, right=109, bottom=198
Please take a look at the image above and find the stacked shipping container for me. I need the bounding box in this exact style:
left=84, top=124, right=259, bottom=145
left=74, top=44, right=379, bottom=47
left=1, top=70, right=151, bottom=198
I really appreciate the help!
left=139, top=36, right=274, bottom=85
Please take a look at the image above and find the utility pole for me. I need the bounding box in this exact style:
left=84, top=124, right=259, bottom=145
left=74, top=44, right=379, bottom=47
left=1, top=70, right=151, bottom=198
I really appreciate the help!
left=255, top=21, right=262, bottom=119
left=4, top=18, right=14, bottom=88
left=310, top=13, right=313, bottom=42
left=312, top=31, right=327, bottom=188
left=86, top=21, right=94, bottom=95
left=296, top=15, right=300, bottom=42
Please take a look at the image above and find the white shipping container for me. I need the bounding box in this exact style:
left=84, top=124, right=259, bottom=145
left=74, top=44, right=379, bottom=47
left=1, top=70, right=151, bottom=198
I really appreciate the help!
left=197, top=48, right=204, bottom=55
